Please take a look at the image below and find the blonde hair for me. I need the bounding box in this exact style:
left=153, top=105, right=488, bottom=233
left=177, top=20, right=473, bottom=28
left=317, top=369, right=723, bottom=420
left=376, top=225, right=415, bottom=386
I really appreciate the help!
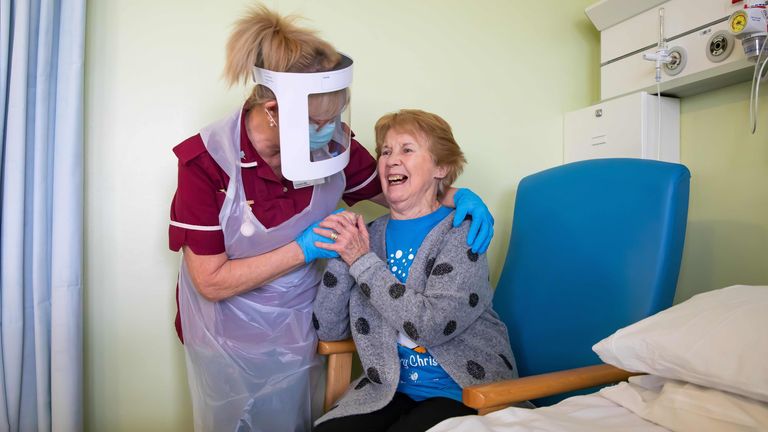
left=224, top=5, right=342, bottom=110
left=309, top=89, right=350, bottom=121
left=374, top=109, right=466, bottom=197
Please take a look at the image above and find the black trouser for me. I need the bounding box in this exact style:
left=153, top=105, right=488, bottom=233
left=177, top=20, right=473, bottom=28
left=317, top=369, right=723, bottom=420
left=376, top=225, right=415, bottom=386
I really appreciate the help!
left=313, top=392, right=476, bottom=432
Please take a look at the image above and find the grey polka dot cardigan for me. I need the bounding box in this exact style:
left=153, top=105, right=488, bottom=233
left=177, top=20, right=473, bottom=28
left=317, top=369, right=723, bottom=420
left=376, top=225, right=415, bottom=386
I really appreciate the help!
left=313, top=211, right=518, bottom=426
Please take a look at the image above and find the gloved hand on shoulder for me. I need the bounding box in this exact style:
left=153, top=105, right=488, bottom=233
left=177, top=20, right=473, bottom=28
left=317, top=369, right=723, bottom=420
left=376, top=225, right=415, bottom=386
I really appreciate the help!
left=452, top=188, right=495, bottom=254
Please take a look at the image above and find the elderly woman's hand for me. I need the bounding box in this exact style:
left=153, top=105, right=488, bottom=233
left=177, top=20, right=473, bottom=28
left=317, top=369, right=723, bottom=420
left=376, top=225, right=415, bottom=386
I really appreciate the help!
left=315, top=211, right=370, bottom=266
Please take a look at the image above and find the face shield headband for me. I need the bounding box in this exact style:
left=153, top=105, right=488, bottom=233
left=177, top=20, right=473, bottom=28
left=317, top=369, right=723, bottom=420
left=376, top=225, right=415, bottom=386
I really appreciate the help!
left=252, top=54, right=354, bottom=182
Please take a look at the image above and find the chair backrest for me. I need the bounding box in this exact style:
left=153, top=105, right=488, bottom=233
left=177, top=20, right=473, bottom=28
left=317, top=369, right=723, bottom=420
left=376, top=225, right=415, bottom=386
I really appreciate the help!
left=494, top=158, right=690, bottom=400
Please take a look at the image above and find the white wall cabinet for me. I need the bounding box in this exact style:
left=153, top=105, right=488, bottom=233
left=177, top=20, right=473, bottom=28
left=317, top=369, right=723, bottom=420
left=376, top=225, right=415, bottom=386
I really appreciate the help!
left=563, top=92, right=680, bottom=163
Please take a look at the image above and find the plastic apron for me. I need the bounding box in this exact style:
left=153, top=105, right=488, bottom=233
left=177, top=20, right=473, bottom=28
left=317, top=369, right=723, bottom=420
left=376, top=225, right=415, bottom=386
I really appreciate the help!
left=178, top=109, right=346, bottom=432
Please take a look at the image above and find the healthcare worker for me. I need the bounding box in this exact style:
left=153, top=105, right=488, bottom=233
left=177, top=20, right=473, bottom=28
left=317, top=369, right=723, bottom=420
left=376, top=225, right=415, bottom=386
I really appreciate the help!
left=168, top=5, right=494, bottom=432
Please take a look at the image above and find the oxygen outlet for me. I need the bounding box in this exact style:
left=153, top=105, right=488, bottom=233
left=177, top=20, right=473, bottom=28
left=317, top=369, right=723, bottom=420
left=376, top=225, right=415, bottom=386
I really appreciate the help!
left=663, top=46, right=687, bottom=76
left=706, top=30, right=734, bottom=63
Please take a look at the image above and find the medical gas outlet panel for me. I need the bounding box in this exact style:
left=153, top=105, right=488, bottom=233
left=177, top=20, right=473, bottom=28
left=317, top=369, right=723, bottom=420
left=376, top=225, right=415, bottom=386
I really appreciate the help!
left=588, top=0, right=756, bottom=99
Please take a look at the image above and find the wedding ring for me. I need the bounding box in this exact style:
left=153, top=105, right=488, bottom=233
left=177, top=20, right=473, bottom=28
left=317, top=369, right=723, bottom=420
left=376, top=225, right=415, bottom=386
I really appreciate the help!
left=330, top=232, right=338, bottom=241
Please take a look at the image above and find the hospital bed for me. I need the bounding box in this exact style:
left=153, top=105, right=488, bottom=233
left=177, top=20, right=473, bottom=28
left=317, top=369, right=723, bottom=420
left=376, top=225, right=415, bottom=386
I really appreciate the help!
left=429, top=284, right=768, bottom=432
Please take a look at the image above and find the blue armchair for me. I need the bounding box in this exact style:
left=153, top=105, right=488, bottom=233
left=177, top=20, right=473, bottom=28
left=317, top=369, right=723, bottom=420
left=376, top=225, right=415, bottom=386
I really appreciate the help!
left=463, top=158, right=690, bottom=412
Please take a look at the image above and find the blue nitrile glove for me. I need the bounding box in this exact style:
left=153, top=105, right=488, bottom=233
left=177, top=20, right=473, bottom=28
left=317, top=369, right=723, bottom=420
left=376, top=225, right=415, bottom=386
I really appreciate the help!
left=452, top=188, right=495, bottom=254
left=296, top=210, right=343, bottom=263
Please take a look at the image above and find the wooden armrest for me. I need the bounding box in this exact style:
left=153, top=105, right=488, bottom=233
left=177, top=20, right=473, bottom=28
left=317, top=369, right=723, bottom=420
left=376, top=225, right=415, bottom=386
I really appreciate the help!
left=463, top=364, right=640, bottom=414
left=317, top=339, right=356, bottom=411
left=317, top=339, right=356, bottom=355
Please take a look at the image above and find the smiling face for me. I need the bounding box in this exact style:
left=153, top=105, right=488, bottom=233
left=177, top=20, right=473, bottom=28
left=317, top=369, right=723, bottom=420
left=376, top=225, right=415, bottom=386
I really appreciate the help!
left=378, top=129, right=448, bottom=218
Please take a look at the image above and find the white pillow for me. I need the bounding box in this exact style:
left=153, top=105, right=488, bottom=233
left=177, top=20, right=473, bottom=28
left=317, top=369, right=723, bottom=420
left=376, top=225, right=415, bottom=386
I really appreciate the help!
left=593, top=285, right=768, bottom=403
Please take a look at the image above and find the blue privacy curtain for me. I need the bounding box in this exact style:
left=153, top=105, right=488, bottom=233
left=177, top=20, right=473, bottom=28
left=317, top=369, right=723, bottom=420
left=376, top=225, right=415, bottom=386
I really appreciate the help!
left=0, top=0, right=85, bottom=430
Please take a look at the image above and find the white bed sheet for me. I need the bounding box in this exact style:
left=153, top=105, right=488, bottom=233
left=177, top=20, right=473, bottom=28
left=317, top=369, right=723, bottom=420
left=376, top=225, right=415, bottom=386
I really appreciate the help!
left=429, top=375, right=768, bottom=432
left=600, top=375, right=768, bottom=432
left=427, top=391, right=669, bottom=432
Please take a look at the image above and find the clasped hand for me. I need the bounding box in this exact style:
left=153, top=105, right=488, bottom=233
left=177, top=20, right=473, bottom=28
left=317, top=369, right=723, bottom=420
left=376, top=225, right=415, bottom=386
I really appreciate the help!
left=314, top=211, right=370, bottom=266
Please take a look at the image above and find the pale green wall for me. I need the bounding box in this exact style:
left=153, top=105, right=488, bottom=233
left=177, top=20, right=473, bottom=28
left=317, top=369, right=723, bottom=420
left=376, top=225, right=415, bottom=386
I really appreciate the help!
left=675, top=81, right=768, bottom=302
left=84, top=1, right=768, bottom=430
left=83, top=0, right=594, bottom=430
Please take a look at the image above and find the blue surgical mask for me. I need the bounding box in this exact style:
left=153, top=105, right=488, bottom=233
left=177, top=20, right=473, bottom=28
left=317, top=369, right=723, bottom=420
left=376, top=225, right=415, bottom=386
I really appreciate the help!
left=309, top=122, right=336, bottom=151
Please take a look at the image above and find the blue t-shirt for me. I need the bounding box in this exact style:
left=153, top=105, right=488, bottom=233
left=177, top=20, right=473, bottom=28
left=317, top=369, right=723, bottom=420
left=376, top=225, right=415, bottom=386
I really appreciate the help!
left=386, top=206, right=463, bottom=402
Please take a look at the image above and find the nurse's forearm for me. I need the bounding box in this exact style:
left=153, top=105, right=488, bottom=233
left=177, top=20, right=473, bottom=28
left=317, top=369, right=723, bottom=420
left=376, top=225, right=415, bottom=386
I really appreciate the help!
left=183, top=242, right=305, bottom=302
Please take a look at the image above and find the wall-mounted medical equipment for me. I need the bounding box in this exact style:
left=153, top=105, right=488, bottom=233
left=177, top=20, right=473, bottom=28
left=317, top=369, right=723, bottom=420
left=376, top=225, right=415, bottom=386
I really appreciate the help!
left=728, top=1, right=768, bottom=60
left=727, top=1, right=768, bottom=133
left=642, top=8, right=675, bottom=83
left=587, top=0, right=753, bottom=100
left=564, top=92, right=680, bottom=164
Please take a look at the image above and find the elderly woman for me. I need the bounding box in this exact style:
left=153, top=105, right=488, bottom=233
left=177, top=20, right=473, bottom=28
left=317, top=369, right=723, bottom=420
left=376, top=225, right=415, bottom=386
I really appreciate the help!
left=311, top=110, right=518, bottom=432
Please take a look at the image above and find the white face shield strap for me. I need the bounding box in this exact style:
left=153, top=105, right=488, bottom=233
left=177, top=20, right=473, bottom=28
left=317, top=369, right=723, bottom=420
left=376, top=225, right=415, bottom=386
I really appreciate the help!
left=252, top=54, right=354, bottom=182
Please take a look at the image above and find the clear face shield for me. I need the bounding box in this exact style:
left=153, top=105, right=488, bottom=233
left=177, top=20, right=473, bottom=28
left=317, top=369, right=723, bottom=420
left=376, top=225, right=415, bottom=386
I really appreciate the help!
left=252, top=54, right=353, bottom=183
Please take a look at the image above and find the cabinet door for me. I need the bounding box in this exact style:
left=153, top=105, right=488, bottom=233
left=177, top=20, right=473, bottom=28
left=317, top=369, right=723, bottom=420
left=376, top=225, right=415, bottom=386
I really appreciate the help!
left=564, top=93, right=644, bottom=163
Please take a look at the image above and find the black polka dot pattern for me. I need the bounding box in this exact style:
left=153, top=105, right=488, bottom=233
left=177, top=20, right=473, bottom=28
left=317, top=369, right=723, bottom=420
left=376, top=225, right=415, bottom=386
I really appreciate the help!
left=499, top=354, right=514, bottom=370
left=431, top=263, right=454, bottom=276
left=425, top=257, right=436, bottom=277
left=354, top=377, right=370, bottom=390
left=469, top=293, right=479, bottom=307
left=467, top=249, right=479, bottom=262
left=389, top=283, right=406, bottom=299
left=360, top=283, right=371, bottom=298
left=323, top=271, right=338, bottom=288
left=467, top=360, right=486, bottom=379
left=403, top=321, right=419, bottom=340
left=443, top=320, right=457, bottom=336
left=367, top=367, right=382, bottom=384
left=312, top=313, right=319, bottom=330
left=355, top=317, right=370, bottom=335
